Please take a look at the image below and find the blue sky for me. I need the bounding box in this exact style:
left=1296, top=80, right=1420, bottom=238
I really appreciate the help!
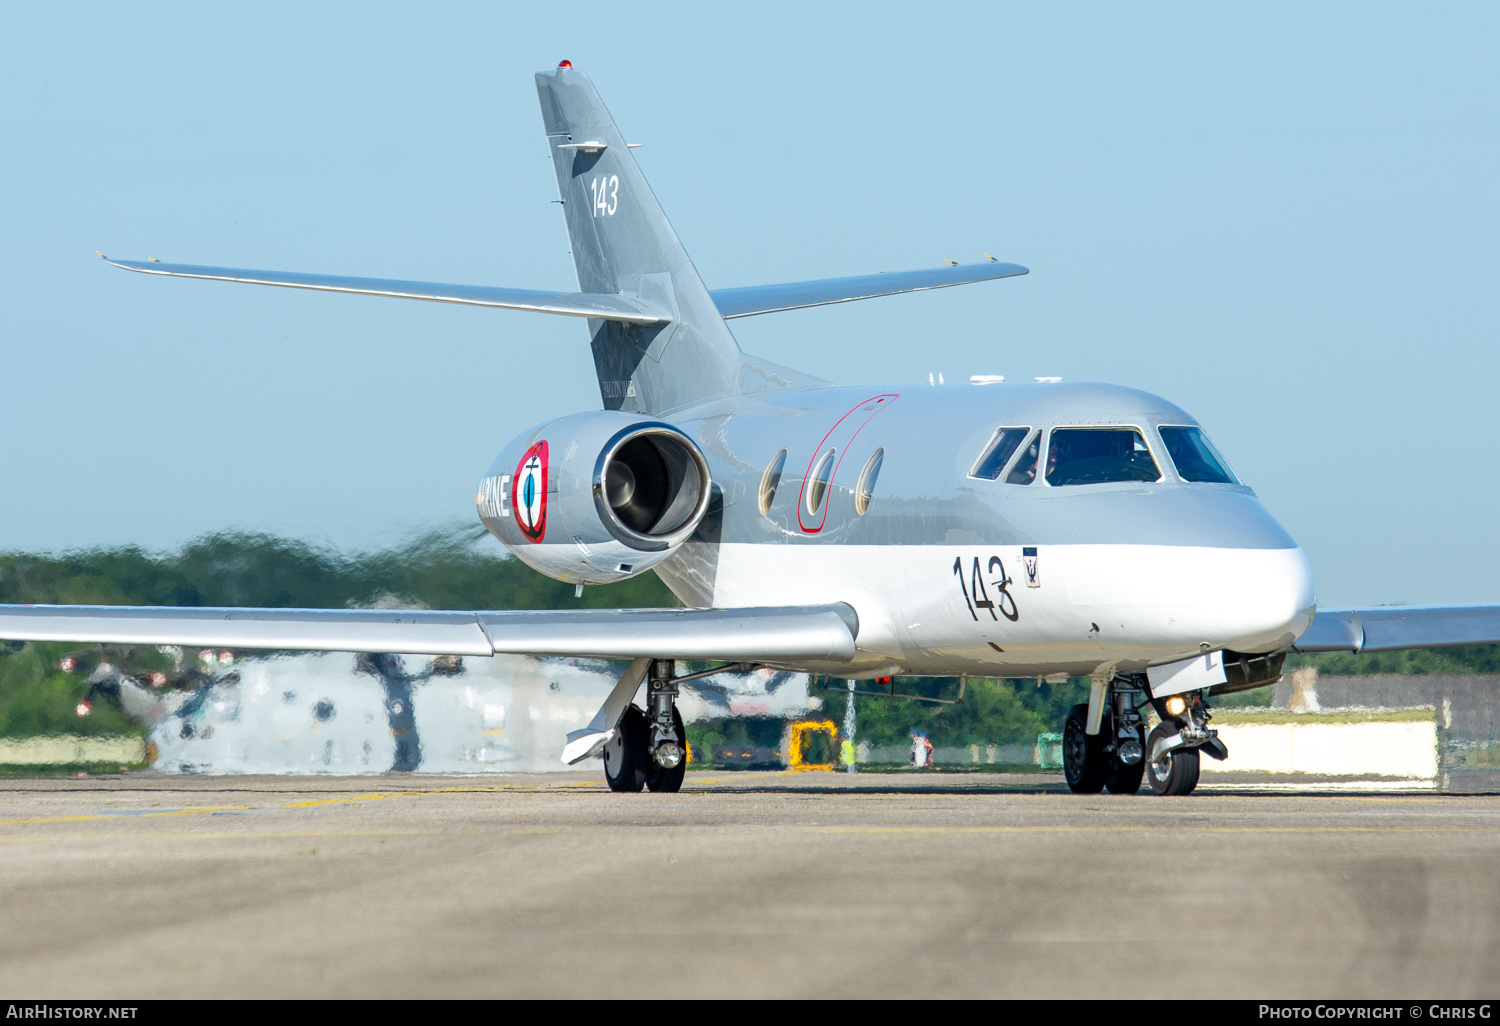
left=1, top=3, right=1497, bottom=607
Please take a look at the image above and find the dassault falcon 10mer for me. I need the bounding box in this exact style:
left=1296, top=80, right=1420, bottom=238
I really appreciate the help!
left=6, top=63, right=1498, bottom=796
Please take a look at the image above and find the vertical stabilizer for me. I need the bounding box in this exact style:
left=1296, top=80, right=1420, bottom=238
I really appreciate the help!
left=537, top=66, right=745, bottom=414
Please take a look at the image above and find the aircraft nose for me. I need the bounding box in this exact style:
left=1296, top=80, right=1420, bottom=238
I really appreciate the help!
left=1128, top=493, right=1315, bottom=654
left=1174, top=491, right=1315, bottom=652
left=1220, top=544, right=1316, bottom=652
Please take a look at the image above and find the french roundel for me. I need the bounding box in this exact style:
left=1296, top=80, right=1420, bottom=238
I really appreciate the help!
left=513, top=441, right=548, bottom=543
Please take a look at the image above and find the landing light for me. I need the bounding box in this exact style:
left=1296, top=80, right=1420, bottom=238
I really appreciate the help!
left=1164, top=695, right=1187, bottom=717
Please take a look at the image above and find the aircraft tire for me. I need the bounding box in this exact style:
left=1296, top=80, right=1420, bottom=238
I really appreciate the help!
left=1063, top=705, right=1107, bottom=794
left=645, top=707, right=687, bottom=793
left=605, top=705, right=649, bottom=793
left=1104, top=724, right=1146, bottom=794
left=1146, top=724, right=1201, bottom=796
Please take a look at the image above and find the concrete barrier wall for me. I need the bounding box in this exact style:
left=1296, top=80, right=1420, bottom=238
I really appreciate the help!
left=0, top=735, right=147, bottom=765
left=857, top=743, right=1036, bottom=766
left=1205, top=720, right=1438, bottom=778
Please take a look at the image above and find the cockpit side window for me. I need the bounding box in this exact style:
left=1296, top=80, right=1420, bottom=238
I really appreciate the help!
left=1159, top=426, right=1240, bottom=484
left=968, top=427, right=1029, bottom=480
left=1004, top=430, right=1041, bottom=484
left=1045, top=427, right=1161, bottom=486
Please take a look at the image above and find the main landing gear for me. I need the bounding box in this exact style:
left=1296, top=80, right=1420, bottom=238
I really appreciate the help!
left=605, top=659, right=687, bottom=793
left=1063, top=674, right=1226, bottom=797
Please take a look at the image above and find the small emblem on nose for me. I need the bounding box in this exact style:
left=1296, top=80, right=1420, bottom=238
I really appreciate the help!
left=1023, top=546, right=1040, bottom=588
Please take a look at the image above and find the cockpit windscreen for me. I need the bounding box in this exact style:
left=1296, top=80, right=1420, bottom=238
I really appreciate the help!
left=969, top=427, right=1029, bottom=480
left=1045, top=428, right=1161, bottom=486
left=1158, top=426, right=1240, bottom=484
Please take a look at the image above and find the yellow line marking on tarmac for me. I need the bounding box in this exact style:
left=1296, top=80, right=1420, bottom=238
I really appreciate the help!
left=1204, top=825, right=1498, bottom=833
left=0, top=829, right=443, bottom=843
left=1247, top=794, right=1458, bottom=802
left=686, top=771, right=792, bottom=786
left=0, top=781, right=595, bottom=824
left=282, top=782, right=592, bottom=807
left=0, top=827, right=559, bottom=844
left=819, top=826, right=1150, bottom=834
left=0, top=805, right=254, bottom=826
left=816, top=824, right=1498, bottom=835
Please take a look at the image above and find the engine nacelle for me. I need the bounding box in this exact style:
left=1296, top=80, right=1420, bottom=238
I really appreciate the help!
left=476, top=411, right=712, bottom=585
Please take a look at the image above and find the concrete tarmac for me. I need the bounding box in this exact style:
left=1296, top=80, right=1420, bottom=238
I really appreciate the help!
left=1, top=770, right=1497, bottom=998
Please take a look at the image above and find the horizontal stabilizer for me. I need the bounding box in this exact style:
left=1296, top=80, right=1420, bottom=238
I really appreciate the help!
left=709, top=261, right=1028, bottom=319
left=104, top=259, right=670, bottom=324
left=1292, top=605, right=1500, bottom=653
left=0, top=603, right=858, bottom=663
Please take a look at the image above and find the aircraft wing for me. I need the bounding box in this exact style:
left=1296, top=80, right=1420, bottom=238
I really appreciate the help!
left=103, top=257, right=1028, bottom=324
left=102, top=259, right=671, bottom=325
left=709, top=261, right=1029, bottom=319
left=0, top=603, right=858, bottom=663
left=1291, top=605, right=1500, bottom=653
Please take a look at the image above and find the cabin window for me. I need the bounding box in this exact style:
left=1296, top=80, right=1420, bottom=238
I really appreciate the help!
left=1005, top=431, right=1041, bottom=484
left=1159, top=426, right=1240, bottom=484
left=758, top=449, right=787, bottom=515
left=806, top=447, right=837, bottom=516
left=855, top=448, right=884, bottom=515
left=1045, top=427, right=1161, bottom=486
left=969, top=427, right=1030, bottom=480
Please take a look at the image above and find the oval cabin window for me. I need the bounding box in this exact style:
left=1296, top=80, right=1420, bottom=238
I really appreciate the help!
left=855, top=448, right=883, bottom=515
left=758, top=449, right=788, bottom=515
left=805, top=448, right=837, bottom=516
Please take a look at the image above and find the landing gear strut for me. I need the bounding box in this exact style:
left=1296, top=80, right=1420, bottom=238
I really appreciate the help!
left=1062, top=676, right=1148, bottom=795
left=645, top=660, right=686, bottom=793
left=603, top=659, right=686, bottom=793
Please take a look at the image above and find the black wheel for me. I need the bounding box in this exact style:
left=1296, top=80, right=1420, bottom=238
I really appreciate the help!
left=1104, top=722, right=1146, bottom=795
left=645, top=707, right=687, bottom=793
left=1063, top=704, right=1107, bottom=794
left=604, top=705, right=648, bottom=793
left=1146, top=724, right=1200, bottom=796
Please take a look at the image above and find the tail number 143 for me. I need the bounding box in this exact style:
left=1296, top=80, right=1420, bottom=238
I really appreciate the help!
left=590, top=175, right=619, bottom=216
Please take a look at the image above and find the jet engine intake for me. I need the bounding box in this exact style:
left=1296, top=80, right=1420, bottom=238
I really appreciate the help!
left=595, top=427, right=709, bottom=550
left=478, top=412, right=712, bottom=586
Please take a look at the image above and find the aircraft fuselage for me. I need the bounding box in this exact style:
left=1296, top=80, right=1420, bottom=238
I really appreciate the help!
left=635, top=379, right=1314, bottom=679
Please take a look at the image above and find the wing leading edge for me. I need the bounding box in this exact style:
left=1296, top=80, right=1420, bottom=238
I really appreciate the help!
left=103, top=258, right=1026, bottom=324
left=0, top=603, right=858, bottom=663
left=103, top=259, right=672, bottom=324
left=708, top=261, right=1030, bottom=318
left=1292, top=605, right=1500, bottom=653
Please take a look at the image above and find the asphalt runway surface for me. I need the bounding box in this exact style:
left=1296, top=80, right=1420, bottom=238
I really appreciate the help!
left=1, top=770, right=1497, bottom=999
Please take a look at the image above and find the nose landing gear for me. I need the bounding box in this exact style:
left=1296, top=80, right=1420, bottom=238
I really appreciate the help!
left=1145, top=723, right=1200, bottom=796
left=1144, top=689, right=1223, bottom=795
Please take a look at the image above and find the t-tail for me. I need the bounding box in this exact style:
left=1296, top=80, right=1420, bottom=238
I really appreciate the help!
left=99, top=63, right=1029, bottom=414
left=537, top=66, right=755, bottom=413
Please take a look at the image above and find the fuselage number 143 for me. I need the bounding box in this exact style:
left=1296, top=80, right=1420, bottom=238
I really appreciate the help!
left=954, top=555, right=1019, bottom=622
